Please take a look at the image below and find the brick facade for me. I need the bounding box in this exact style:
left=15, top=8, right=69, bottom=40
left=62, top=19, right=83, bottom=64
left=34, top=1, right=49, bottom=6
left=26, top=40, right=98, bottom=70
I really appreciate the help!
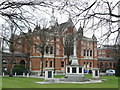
left=97, top=45, right=117, bottom=72
left=3, top=18, right=117, bottom=74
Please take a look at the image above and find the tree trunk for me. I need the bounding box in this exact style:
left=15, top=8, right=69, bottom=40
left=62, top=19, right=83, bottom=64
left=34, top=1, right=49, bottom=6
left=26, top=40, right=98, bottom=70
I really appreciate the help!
left=67, top=55, right=70, bottom=65
left=9, top=51, right=14, bottom=77
left=40, top=54, right=44, bottom=76
left=26, top=52, right=30, bottom=73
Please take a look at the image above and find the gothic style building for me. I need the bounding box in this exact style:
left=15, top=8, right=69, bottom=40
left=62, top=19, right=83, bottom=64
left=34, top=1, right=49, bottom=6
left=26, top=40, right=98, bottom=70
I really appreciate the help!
left=2, top=10, right=118, bottom=75
left=9, top=16, right=98, bottom=74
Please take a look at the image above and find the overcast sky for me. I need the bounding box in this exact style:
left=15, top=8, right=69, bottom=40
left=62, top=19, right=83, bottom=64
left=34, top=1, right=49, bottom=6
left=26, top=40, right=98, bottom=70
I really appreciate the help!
left=0, top=0, right=119, bottom=47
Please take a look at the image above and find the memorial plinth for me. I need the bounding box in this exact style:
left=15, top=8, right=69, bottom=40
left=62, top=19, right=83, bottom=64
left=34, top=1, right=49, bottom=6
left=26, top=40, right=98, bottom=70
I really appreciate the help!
left=92, top=68, right=100, bottom=79
left=66, top=57, right=84, bottom=77
left=60, top=56, right=89, bottom=82
left=44, top=68, right=54, bottom=82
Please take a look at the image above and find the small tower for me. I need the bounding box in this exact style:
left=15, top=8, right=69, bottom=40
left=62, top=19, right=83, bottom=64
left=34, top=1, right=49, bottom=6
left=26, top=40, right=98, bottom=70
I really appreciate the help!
left=49, top=8, right=56, bottom=27
left=67, top=13, right=73, bottom=26
left=78, top=23, right=83, bottom=37
left=34, top=24, right=40, bottom=32
left=92, top=34, right=97, bottom=41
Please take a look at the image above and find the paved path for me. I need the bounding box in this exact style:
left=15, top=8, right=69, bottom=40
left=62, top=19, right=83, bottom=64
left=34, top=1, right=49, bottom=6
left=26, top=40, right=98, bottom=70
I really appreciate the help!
left=35, top=79, right=102, bottom=84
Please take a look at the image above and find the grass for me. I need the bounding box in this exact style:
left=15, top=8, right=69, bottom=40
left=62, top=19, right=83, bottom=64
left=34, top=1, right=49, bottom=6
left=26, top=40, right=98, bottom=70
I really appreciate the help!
left=0, top=77, right=2, bottom=90
left=54, top=75, right=64, bottom=78
left=1, top=75, right=119, bottom=88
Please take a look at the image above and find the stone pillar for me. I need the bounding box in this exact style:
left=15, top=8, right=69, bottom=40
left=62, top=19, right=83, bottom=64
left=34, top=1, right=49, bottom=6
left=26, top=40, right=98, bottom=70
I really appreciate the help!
left=38, top=72, right=40, bottom=76
left=27, top=73, right=29, bottom=77
left=15, top=72, right=16, bottom=76
left=2, top=73, right=4, bottom=76
left=44, top=68, right=54, bottom=82
left=82, top=67, right=84, bottom=75
left=23, top=73, right=25, bottom=77
left=92, top=68, right=100, bottom=79
left=73, top=38, right=77, bottom=57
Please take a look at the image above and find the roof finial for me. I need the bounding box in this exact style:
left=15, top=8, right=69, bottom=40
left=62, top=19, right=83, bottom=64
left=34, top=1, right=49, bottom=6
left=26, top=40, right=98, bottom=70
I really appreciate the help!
left=69, top=13, right=71, bottom=19
left=50, top=8, right=56, bottom=26
left=52, top=8, right=54, bottom=16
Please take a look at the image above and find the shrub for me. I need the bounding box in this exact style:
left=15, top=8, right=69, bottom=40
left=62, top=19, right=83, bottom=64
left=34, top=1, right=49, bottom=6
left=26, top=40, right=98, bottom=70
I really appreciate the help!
left=12, top=64, right=28, bottom=75
left=115, top=59, right=120, bottom=77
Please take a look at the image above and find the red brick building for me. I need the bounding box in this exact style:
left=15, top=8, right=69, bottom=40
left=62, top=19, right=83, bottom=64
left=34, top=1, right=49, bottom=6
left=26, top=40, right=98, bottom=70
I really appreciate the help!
left=10, top=17, right=98, bottom=75
left=3, top=18, right=118, bottom=75
left=97, top=45, right=117, bottom=72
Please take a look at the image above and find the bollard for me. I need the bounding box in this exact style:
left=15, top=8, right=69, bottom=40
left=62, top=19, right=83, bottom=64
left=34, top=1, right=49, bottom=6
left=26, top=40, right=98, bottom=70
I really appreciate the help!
left=15, top=72, right=16, bottom=76
left=2, top=73, right=4, bottom=76
left=38, top=72, right=40, bottom=76
left=23, top=73, right=25, bottom=77
left=27, top=73, right=29, bottom=77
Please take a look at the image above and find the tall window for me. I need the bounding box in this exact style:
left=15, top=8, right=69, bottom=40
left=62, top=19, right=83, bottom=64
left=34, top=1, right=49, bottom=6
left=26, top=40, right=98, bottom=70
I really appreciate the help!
left=110, top=63, right=112, bottom=67
left=70, top=46, right=74, bottom=55
left=50, top=61, right=53, bottom=67
left=100, top=62, right=103, bottom=66
left=56, top=45, right=60, bottom=55
left=90, top=62, right=92, bottom=67
left=105, top=62, right=108, bottom=66
left=84, top=49, right=86, bottom=56
left=90, top=50, right=92, bottom=56
left=87, top=50, right=89, bottom=56
left=46, top=46, right=49, bottom=54
left=113, top=63, right=116, bottom=67
left=50, top=46, right=53, bottom=54
left=45, top=61, right=48, bottom=67
left=61, top=61, right=64, bottom=67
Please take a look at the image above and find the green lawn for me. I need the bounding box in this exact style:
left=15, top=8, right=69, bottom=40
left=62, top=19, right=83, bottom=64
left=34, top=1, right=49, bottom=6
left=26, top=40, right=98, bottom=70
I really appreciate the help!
left=1, top=75, right=119, bottom=88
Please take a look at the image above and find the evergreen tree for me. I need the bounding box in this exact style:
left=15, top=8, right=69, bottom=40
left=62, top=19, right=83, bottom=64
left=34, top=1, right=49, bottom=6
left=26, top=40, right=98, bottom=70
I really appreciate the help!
left=115, top=59, right=120, bottom=77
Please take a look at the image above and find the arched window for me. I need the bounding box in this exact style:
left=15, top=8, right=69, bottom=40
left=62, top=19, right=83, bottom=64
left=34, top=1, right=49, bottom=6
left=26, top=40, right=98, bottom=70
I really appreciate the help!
left=87, top=50, right=89, bottom=56
left=90, top=50, right=92, bottom=56
left=56, top=45, right=60, bottom=55
left=46, top=46, right=49, bottom=54
left=50, top=61, right=53, bottom=67
left=61, top=61, right=64, bottom=67
left=45, top=61, right=48, bottom=67
left=97, top=63, right=99, bottom=67
left=100, top=62, right=103, bottom=66
left=110, top=63, right=112, bottom=67
left=20, top=60, right=25, bottom=65
left=90, top=62, right=92, bottom=67
left=105, top=62, right=108, bottom=66
left=50, top=46, right=53, bottom=54
left=84, top=49, right=86, bottom=56
left=113, top=63, right=116, bottom=67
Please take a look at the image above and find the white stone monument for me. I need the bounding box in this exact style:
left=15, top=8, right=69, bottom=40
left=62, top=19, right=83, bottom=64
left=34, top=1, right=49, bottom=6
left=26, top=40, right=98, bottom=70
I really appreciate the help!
left=44, top=68, right=54, bottom=82
left=92, top=68, right=100, bottom=79
left=60, top=38, right=88, bottom=82
left=66, top=38, right=84, bottom=77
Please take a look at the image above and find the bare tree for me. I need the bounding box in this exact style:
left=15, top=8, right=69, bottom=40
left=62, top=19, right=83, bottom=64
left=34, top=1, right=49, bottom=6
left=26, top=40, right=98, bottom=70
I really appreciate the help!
left=63, top=32, right=74, bottom=65
left=33, top=24, right=50, bottom=76
left=3, top=23, right=22, bottom=77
